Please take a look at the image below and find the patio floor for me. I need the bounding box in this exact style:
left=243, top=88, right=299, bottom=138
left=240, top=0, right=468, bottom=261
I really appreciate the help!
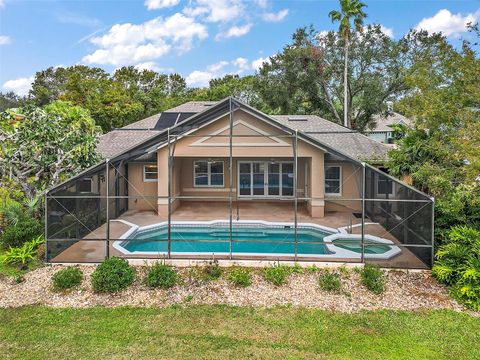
left=50, top=201, right=428, bottom=269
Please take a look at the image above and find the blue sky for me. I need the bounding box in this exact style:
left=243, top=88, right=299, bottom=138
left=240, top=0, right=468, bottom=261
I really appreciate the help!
left=1, top=0, right=479, bottom=95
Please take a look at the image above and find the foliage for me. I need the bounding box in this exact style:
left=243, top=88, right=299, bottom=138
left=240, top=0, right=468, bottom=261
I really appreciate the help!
left=255, top=24, right=410, bottom=130
left=389, top=30, right=480, bottom=242
left=432, top=226, right=480, bottom=310
left=144, top=262, right=177, bottom=289
left=0, top=91, right=26, bottom=112
left=0, top=101, right=102, bottom=200
left=52, top=266, right=83, bottom=291
left=1, top=216, right=43, bottom=249
left=360, top=264, right=385, bottom=294
left=91, top=257, right=135, bottom=293
left=319, top=271, right=342, bottom=292
left=262, top=264, right=292, bottom=286
left=228, top=267, right=251, bottom=287
left=202, top=260, right=223, bottom=281
left=0, top=235, right=44, bottom=269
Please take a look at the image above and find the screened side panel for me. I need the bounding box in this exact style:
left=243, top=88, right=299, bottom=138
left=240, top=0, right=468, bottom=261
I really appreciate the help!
left=363, top=165, right=433, bottom=269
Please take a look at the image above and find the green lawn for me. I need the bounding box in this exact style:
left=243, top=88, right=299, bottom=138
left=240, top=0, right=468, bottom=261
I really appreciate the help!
left=0, top=306, right=478, bottom=359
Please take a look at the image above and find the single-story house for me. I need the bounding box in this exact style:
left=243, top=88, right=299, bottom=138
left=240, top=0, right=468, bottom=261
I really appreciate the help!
left=46, top=97, right=434, bottom=269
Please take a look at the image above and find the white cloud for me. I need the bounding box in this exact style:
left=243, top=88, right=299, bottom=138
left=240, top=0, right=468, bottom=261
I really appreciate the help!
left=183, top=0, right=245, bottom=23
left=0, top=0, right=5, bottom=8
left=215, top=23, right=252, bottom=40
left=3, top=76, right=34, bottom=96
left=145, top=0, right=180, bottom=10
left=0, top=35, right=11, bottom=45
left=415, top=9, right=480, bottom=37
left=262, top=9, right=288, bottom=22
left=380, top=25, right=394, bottom=38
left=251, top=56, right=270, bottom=71
left=56, top=11, right=102, bottom=28
left=232, top=57, right=249, bottom=72
left=82, top=13, right=208, bottom=66
left=255, top=0, right=268, bottom=9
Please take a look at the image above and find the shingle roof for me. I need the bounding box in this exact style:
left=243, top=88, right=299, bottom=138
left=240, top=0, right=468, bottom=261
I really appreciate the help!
left=369, top=112, right=411, bottom=132
left=97, top=101, right=390, bottom=161
left=272, top=115, right=389, bottom=161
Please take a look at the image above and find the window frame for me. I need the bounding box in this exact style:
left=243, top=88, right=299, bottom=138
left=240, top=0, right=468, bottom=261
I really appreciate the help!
left=77, top=177, right=93, bottom=193
left=376, top=169, right=395, bottom=196
left=324, top=165, right=342, bottom=196
left=193, top=160, right=225, bottom=188
left=143, top=164, right=158, bottom=183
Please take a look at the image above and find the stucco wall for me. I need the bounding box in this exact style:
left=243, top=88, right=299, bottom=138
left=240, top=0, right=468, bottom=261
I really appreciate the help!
left=127, top=162, right=158, bottom=211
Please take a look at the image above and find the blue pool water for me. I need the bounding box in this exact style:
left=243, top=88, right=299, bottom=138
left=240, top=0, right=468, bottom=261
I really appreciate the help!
left=121, top=225, right=334, bottom=255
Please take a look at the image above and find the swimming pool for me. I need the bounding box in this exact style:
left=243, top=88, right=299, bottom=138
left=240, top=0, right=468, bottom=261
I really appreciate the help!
left=113, top=220, right=402, bottom=260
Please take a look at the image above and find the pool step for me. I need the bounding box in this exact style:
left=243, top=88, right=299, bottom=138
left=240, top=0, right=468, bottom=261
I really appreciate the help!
left=208, top=231, right=268, bottom=238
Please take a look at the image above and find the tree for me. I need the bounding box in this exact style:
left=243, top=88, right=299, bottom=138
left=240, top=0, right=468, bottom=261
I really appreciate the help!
left=0, top=101, right=102, bottom=200
left=329, top=0, right=367, bottom=128
left=388, top=31, right=480, bottom=241
left=0, top=92, right=26, bottom=112
left=255, top=25, right=409, bottom=130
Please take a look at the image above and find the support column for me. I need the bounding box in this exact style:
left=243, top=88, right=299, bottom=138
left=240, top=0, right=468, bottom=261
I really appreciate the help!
left=293, top=130, right=298, bottom=260
left=105, top=159, right=110, bottom=259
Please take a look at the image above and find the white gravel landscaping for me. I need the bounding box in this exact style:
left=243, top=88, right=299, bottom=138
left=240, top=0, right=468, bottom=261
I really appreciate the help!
left=0, top=264, right=467, bottom=313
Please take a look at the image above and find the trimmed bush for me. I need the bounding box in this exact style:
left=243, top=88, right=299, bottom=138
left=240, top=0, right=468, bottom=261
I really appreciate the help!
left=433, top=226, right=480, bottom=310
left=360, top=264, right=385, bottom=294
left=1, top=217, right=43, bottom=249
left=52, top=266, right=83, bottom=291
left=319, top=271, right=341, bottom=292
left=228, top=268, right=251, bottom=287
left=144, top=263, right=177, bottom=289
left=263, top=265, right=291, bottom=286
left=91, top=257, right=135, bottom=293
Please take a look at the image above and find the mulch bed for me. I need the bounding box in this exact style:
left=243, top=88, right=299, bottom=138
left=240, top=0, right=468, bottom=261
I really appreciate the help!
left=0, top=265, right=468, bottom=313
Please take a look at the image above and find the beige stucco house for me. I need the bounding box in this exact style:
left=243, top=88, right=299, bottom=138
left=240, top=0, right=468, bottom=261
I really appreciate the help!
left=97, top=97, right=388, bottom=219
left=46, top=97, right=433, bottom=269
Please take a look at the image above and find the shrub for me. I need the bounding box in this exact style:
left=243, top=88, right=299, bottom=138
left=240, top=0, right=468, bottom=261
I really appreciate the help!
left=203, top=260, right=222, bottom=281
left=319, top=271, right=341, bottom=292
left=91, top=257, right=135, bottom=293
left=433, top=226, right=480, bottom=310
left=360, top=264, right=385, bottom=294
left=263, top=264, right=291, bottom=286
left=52, top=266, right=83, bottom=291
left=228, top=268, right=251, bottom=287
left=144, top=263, right=177, bottom=289
left=1, top=216, right=43, bottom=249
left=1, top=235, right=44, bottom=269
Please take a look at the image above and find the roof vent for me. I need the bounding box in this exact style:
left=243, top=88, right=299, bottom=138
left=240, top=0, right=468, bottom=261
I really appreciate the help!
left=287, top=116, right=308, bottom=121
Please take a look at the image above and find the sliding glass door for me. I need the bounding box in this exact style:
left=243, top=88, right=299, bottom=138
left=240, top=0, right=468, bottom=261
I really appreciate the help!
left=238, top=161, right=294, bottom=198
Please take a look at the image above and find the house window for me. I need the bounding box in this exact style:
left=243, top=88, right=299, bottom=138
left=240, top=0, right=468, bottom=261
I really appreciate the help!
left=194, top=160, right=224, bottom=187
left=325, top=166, right=341, bottom=195
left=78, top=177, right=92, bottom=193
left=143, top=165, right=158, bottom=182
left=377, top=169, right=394, bottom=195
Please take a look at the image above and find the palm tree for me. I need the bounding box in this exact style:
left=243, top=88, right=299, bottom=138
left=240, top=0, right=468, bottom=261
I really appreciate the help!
left=329, top=0, right=367, bottom=128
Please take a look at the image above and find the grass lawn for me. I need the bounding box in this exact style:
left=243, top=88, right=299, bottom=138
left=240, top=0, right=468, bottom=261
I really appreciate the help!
left=0, top=306, right=478, bottom=359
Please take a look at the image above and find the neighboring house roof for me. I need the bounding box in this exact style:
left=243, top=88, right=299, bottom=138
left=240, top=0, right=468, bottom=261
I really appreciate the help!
left=368, top=112, right=411, bottom=132
left=97, top=100, right=389, bottom=161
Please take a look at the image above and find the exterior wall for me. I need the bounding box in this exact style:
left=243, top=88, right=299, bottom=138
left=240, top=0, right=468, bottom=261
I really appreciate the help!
left=324, top=162, right=362, bottom=214
left=156, top=109, right=326, bottom=217
left=127, top=162, right=158, bottom=211
left=125, top=109, right=366, bottom=219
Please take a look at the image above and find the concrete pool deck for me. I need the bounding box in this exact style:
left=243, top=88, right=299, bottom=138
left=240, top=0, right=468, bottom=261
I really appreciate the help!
left=49, top=202, right=428, bottom=269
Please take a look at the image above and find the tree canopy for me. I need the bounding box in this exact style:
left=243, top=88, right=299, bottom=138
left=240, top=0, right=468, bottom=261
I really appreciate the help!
left=255, top=25, right=410, bottom=130
left=0, top=101, right=102, bottom=199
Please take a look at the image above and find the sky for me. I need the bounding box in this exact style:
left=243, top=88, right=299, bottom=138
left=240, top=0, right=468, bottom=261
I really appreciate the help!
left=0, top=0, right=479, bottom=95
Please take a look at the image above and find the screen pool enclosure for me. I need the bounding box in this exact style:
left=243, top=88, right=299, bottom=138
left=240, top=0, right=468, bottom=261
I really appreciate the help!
left=45, top=98, right=434, bottom=269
